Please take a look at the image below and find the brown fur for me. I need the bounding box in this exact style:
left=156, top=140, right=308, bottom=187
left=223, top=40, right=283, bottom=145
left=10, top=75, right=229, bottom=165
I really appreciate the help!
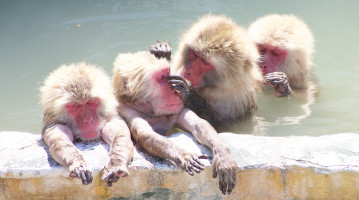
left=172, top=14, right=263, bottom=120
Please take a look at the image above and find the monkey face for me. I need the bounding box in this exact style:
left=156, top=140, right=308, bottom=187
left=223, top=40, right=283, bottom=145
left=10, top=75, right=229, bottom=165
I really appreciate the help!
left=257, top=44, right=287, bottom=76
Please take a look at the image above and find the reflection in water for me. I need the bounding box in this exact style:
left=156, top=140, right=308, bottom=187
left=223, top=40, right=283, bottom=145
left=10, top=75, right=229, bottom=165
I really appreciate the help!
left=217, top=82, right=317, bottom=136
left=255, top=82, right=317, bottom=135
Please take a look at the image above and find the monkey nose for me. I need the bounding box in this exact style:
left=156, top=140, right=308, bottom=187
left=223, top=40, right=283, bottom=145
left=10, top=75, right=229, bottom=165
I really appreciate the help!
left=260, top=65, right=267, bottom=70
left=83, top=117, right=93, bottom=124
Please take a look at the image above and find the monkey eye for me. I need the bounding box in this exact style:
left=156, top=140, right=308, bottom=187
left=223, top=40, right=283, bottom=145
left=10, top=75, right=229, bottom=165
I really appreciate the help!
left=65, top=103, right=76, bottom=110
left=272, top=51, right=280, bottom=56
left=160, top=75, right=166, bottom=81
left=259, top=49, right=266, bottom=55
left=87, top=97, right=100, bottom=107
left=65, top=102, right=81, bottom=113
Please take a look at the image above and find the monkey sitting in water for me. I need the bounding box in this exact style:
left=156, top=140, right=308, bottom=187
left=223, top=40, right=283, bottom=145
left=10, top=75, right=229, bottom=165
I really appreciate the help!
left=248, top=14, right=316, bottom=97
left=150, top=14, right=263, bottom=126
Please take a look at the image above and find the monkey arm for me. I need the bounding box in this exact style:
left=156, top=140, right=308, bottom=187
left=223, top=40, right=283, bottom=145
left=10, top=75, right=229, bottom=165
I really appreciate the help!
left=42, top=124, right=92, bottom=185
left=101, top=116, right=134, bottom=186
left=167, top=75, right=222, bottom=125
left=119, top=105, right=207, bottom=176
left=176, top=108, right=238, bottom=195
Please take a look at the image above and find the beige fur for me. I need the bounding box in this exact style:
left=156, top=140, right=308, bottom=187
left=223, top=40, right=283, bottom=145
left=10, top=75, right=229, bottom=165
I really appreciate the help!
left=40, top=62, right=118, bottom=133
left=248, top=14, right=315, bottom=89
left=39, top=62, right=133, bottom=185
left=113, top=50, right=238, bottom=194
left=113, top=51, right=170, bottom=104
left=172, top=14, right=263, bottom=120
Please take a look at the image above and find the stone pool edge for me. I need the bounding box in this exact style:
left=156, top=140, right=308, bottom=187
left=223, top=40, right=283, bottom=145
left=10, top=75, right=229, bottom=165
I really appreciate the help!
left=1, top=131, right=359, bottom=199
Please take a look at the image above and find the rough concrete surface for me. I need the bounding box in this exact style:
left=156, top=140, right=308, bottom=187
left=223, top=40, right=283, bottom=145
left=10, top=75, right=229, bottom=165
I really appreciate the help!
left=1, top=131, right=359, bottom=200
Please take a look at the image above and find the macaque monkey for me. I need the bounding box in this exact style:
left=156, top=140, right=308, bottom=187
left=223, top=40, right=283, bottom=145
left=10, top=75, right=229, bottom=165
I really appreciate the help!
left=151, top=14, right=263, bottom=126
left=113, top=51, right=238, bottom=195
left=247, top=14, right=315, bottom=97
left=40, top=62, right=133, bottom=186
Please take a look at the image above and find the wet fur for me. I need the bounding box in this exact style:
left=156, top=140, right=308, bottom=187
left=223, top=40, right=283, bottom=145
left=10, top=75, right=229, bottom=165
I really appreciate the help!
left=248, top=14, right=314, bottom=89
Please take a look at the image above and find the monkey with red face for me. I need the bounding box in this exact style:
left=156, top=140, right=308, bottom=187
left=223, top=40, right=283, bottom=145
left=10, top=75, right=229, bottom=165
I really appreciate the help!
left=40, top=62, right=133, bottom=186
left=248, top=14, right=315, bottom=97
left=113, top=51, right=238, bottom=195
left=150, top=14, right=263, bottom=126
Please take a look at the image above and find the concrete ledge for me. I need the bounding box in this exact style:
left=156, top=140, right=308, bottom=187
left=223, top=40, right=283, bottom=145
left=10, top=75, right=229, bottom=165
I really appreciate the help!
left=1, top=131, right=359, bottom=200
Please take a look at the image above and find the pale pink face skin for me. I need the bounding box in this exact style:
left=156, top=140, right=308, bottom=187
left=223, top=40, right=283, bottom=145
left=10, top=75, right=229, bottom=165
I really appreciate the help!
left=257, top=44, right=288, bottom=76
left=65, top=97, right=101, bottom=140
left=181, top=49, right=214, bottom=88
left=152, top=66, right=183, bottom=114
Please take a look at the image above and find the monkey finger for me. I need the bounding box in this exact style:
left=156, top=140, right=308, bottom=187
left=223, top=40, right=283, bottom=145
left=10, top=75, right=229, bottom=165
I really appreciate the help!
left=190, top=160, right=204, bottom=170
left=190, top=165, right=201, bottom=173
left=170, top=86, right=185, bottom=93
left=213, top=167, right=218, bottom=178
left=85, top=170, right=93, bottom=184
left=219, top=173, right=227, bottom=195
left=167, top=75, right=185, bottom=81
left=116, top=171, right=128, bottom=177
left=107, top=180, right=113, bottom=187
left=271, top=80, right=285, bottom=85
left=109, top=175, right=120, bottom=183
left=168, top=80, right=188, bottom=88
left=171, top=86, right=189, bottom=99
left=186, top=166, right=195, bottom=176
left=193, top=154, right=208, bottom=166
left=167, top=75, right=191, bottom=87
left=190, top=157, right=205, bottom=169
left=70, top=168, right=80, bottom=178
left=227, top=173, right=237, bottom=194
left=79, top=170, right=89, bottom=185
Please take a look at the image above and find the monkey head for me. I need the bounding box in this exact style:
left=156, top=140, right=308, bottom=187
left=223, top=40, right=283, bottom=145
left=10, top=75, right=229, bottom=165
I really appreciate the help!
left=248, top=14, right=314, bottom=88
left=113, top=51, right=183, bottom=116
left=173, top=14, right=261, bottom=91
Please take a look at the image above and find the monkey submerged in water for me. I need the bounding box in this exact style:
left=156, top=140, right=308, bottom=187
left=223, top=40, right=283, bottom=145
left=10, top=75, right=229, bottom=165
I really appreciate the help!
left=248, top=14, right=316, bottom=97
left=40, top=62, right=133, bottom=186
left=151, top=14, right=263, bottom=126
left=113, top=51, right=238, bottom=195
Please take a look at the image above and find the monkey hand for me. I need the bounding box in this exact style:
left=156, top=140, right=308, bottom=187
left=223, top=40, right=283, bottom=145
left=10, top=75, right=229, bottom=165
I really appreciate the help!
left=149, top=41, right=172, bottom=61
left=167, top=75, right=193, bottom=100
left=265, top=72, right=291, bottom=97
left=69, top=163, right=93, bottom=185
left=177, top=152, right=208, bottom=176
left=212, top=145, right=238, bottom=195
left=101, top=163, right=129, bottom=187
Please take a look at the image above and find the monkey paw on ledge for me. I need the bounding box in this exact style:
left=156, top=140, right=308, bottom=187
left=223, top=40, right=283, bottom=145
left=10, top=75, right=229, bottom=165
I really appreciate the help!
left=1, top=131, right=359, bottom=200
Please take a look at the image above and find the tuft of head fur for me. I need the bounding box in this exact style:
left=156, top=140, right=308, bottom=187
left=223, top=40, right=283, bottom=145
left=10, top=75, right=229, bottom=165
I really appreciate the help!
left=248, top=14, right=315, bottom=88
left=40, top=62, right=118, bottom=133
left=172, top=14, right=263, bottom=119
left=113, top=51, right=170, bottom=104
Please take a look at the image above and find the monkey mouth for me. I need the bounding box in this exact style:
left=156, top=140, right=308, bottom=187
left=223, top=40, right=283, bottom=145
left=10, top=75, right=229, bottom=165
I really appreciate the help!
left=78, top=129, right=101, bottom=141
left=163, top=103, right=183, bottom=112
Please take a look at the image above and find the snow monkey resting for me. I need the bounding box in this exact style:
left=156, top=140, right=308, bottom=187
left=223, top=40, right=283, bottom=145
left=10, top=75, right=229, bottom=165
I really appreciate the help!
left=248, top=14, right=315, bottom=97
left=113, top=51, right=238, bottom=195
left=40, top=63, right=133, bottom=186
left=152, top=14, right=263, bottom=126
